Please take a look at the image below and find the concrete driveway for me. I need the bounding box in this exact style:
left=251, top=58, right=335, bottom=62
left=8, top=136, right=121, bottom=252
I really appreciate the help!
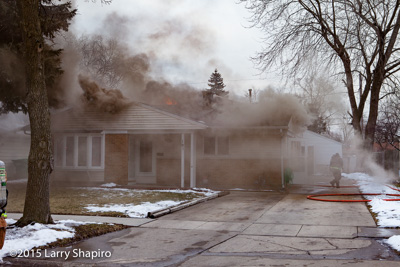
left=7, top=180, right=400, bottom=266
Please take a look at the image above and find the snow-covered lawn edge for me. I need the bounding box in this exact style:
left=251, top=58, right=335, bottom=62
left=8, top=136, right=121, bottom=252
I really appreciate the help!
left=343, top=172, right=400, bottom=252
left=0, top=219, right=100, bottom=261
left=84, top=188, right=220, bottom=218
left=343, top=172, right=400, bottom=228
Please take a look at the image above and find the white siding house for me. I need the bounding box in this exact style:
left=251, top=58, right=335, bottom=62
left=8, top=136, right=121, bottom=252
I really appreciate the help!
left=0, top=132, right=30, bottom=179
left=0, top=113, right=30, bottom=179
left=289, top=130, right=343, bottom=184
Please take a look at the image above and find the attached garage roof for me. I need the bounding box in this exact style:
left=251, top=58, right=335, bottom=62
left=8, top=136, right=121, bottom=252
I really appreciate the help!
left=52, top=102, right=207, bottom=132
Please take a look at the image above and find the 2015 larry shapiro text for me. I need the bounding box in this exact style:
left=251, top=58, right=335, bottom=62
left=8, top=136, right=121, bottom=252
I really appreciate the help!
left=10, top=248, right=112, bottom=260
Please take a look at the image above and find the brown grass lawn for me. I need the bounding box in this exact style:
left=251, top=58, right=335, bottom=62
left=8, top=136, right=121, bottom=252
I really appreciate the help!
left=6, top=181, right=206, bottom=217
left=4, top=182, right=212, bottom=250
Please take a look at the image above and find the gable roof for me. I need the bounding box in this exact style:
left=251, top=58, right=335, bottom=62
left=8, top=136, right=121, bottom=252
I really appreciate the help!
left=52, top=102, right=207, bottom=132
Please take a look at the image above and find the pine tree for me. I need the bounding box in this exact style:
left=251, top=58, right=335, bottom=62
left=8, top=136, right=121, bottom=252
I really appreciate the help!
left=0, top=0, right=76, bottom=113
left=207, top=69, right=228, bottom=96
left=10, top=0, right=76, bottom=226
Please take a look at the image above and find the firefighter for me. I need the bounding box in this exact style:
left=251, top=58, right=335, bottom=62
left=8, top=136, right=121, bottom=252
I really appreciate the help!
left=329, top=153, right=343, bottom=188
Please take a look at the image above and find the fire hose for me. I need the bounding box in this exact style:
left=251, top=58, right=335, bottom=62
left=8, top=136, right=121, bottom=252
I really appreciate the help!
left=307, top=185, right=400, bottom=202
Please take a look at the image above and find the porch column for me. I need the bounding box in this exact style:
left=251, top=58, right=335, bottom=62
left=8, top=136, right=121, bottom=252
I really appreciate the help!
left=190, top=132, right=196, bottom=188
left=281, top=135, right=284, bottom=189
left=181, top=133, right=185, bottom=188
left=280, top=129, right=285, bottom=189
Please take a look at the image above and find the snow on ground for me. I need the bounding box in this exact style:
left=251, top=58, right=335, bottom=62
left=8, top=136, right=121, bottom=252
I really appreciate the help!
left=5, top=177, right=400, bottom=258
left=100, top=183, right=117, bottom=187
left=85, top=200, right=183, bottom=218
left=0, top=188, right=218, bottom=261
left=83, top=188, right=218, bottom=218
left=0, top=219, right=95, bottom=261
left=343, top=172, right=400, bottom=252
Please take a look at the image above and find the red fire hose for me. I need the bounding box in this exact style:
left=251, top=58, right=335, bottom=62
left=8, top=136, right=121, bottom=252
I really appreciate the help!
left=307, top=193, right=400, bottom=202
left=307, top=185, right=400, bottom=202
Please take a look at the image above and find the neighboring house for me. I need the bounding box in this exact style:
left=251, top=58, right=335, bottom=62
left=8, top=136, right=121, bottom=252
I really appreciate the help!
left=0, top=132, right=30, bottom=179
left=288, top=130, right=343, bottom=184
left=0, top=112, right=30, bottom=179
left=51, top=101, right=295, bottom=190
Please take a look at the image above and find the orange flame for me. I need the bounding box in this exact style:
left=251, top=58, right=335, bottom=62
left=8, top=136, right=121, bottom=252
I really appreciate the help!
left=164, top=97, right=177, bottom=105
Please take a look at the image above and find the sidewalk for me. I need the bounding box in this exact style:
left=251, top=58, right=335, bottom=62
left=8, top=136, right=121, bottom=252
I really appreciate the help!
left=7, top=213, right=153, bottom=227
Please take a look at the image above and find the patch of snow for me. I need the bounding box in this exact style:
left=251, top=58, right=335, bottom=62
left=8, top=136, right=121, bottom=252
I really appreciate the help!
left=0, top=219, right=77, bottom=261
left=83, top=188, right=219, bottom=217
left=0, top=188, right=219, bottom=261
left=82, top=187, right=130, bottom=191
left=344, top=172, right=400, bottom=252
left=100, top=183, right=117, bottom=188
left=386, top=235, right=400, bottom=251
left=85, top=200, right=184, bottom=218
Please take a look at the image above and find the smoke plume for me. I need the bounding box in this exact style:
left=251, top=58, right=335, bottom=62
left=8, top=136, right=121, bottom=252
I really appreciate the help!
left=78, top=75, right=131, bottom=114
left=50, top=8, right=312, bottom=132
left=346, top=135, right=398, bottom=183
left=214, top=89, right=310, bottom=132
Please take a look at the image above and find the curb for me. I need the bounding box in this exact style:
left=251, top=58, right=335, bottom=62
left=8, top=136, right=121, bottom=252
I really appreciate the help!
left=147, top=191, right=229, bottom=218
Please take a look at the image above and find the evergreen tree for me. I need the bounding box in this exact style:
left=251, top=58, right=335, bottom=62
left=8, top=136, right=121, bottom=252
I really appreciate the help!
left=1, top=0, right=76, bottom=226
left=0, top=0, right=76, bottom=113
left=207, top=69, right=228, bottom=96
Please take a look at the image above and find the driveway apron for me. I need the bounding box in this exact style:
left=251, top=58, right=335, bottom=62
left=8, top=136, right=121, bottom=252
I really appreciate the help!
left=7, top=181, right=400, bottom=266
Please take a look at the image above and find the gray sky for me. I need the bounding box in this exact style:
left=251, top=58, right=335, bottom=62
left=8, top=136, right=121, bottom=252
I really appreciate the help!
left=70, top=0, right=281, bottom=96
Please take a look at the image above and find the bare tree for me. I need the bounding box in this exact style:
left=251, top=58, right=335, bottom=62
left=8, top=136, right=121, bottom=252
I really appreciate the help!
left=75, top=35, right=150, bottom=90
left=338, top=111, right=355, bottom=145
left=242, top=0, right=400, bottom=150
left=294, top=71, right=342, bottom=134
left=375, top=93, right=400, bottom=151
left=78, top=35, right=123, bottom=88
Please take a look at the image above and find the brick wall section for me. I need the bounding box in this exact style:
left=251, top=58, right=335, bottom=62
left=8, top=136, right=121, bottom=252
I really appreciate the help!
left=104, top=134, right=129, bottom=185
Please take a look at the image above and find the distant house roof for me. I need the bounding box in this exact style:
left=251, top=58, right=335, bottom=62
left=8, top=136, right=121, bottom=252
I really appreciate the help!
left=51, top=102, right=207, bottom=132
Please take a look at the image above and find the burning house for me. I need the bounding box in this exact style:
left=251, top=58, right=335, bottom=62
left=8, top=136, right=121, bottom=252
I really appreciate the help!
left=51, top=101, right=292, bottom=189
left=0, top=78, right=343, bottom=189
left=49, top=81, right=333, bottom=190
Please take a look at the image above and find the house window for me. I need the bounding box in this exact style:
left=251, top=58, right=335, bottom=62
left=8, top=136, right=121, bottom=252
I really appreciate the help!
left=290, top=140, right=305, bottom=171
left=54, top=134, right=104, bottom=169
left=78, top=137, right=87, bottom=167
left=66, top=136, right=74, bottom=167
left=139, top=141, right=153, bottom=173
left=54, top=137, right=64, bottom=167
left=91, top=136, right=102, bottom=167
left=204, top=137, right=216, bottom=155
left=204, top=136, right=229, bottom=155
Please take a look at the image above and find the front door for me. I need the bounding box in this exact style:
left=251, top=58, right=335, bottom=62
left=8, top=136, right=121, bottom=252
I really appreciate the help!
left=135, top=137, right=156, bottom=184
